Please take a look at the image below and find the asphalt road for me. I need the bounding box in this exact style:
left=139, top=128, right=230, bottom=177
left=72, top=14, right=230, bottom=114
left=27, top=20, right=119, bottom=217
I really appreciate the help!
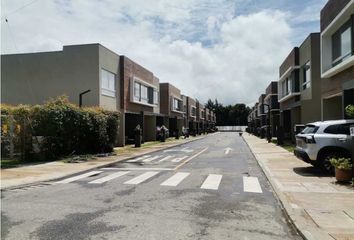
left=1, top=132, right=301, bottom=240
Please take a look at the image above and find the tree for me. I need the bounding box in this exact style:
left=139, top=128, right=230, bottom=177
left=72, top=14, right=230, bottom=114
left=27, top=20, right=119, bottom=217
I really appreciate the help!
left=205, top=99, right=251, bottom=126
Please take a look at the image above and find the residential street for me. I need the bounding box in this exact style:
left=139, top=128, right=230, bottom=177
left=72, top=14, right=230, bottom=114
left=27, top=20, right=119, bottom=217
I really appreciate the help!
left=1, top=132, right=300, bottom=240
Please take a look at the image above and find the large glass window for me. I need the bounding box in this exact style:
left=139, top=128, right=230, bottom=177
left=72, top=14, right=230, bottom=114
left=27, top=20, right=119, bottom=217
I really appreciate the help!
left=286, top=77, right=292, bottom=94
left=133, top=81, right=158, bottom=105
left=172, top=98, right=183, bottom=111
left=341, top=27, right=352, bottom=58
left=140, top=85, right=148, bottom=103
left=153, top=90, right=159, bottom=105
left=134, top=82, right=140, bottom=101
left=191, top=107, right=196, bottom=117
left=281, top=81, right=286, bottom=98
left=101, top=69, right=116, bottom=97
left=303, top=61, right=311, bottom=90
left=332, top=20, right=353, bottom=66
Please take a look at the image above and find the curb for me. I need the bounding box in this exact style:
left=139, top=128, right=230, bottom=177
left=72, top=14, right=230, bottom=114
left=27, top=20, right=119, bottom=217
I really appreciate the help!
left=242, top=136, right=311, bottom=240
left=1, top=134, right=211, bottom=191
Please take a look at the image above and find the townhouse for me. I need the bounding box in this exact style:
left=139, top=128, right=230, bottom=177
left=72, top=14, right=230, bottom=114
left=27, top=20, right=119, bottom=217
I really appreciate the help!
left=2, top=44, right=217, bottom=146
left=320, top=0, right=354, bottom=119
left=257, top=94, right=266, bottom=138
left=264, top=82, right=280, bottom=137
left=277, top=33, right=322, bottom=141
left=196, top=100, right=206, bottom=134
left=1, top=44, right=164, bottom=146
left=119, top=55, right=160, bottom=145
left=250, top=0, right=354, bottom=141
left=182, top=95, right=197, bottom=135
left=159, top=83, right=184, bottom=137
left=247, top=103, right=259, bottom=135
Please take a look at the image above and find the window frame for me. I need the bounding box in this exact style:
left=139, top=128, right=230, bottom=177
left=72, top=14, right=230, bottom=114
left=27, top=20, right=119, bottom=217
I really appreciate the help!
left=332, top=19, right=353, bottom=67
left=302, top=61, right=311, bottom=90
left=131, top=77, right=159, bottom=106
left=101, top=69, right=116, bottom=97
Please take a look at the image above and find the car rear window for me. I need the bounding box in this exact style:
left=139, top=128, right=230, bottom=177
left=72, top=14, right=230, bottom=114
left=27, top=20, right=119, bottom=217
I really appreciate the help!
left=301, top=125, right=319, bottom=134
left=324, top=124, right=350, bottom=135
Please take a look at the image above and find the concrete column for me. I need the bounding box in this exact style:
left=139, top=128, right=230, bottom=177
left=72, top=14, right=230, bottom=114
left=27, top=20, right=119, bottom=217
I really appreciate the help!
left=117, top=111, right=125, bottom=147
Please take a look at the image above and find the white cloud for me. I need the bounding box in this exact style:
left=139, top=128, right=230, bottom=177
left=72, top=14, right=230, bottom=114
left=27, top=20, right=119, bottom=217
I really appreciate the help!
left=1, top=0, right=292, bottom=106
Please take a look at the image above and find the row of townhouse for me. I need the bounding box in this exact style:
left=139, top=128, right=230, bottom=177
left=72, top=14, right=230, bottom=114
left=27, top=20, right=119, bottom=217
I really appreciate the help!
left=248, top=0, right=354, bottom=141
left=1, top=43, right=216, bottom=146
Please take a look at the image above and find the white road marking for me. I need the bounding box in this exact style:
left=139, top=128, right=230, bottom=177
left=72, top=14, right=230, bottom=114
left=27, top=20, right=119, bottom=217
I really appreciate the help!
left=243, top=176, right=263, bottom=193
left=142, top=155, right=162, bottom=162
left=101, top=167, right=173, bottom=171
left=171, top=156, right=188, bottom=163
left=124, top=171, right=159, bottom=185
left=164, top=147, right=194, bottom=153
left=126, top=155, right=151, bottom=162
left=158, top=155, right=173, bottom=162
left=224, top=147, right=233, bottom=155
left=56, top=171, right=103, bottom=184
left=160, top=172, right=190, bottom=186
left=88, top=171, right=130, bottom=184
left=200, top=174, right=222, bottom=190
left=174, top=147, right=208, bottom=170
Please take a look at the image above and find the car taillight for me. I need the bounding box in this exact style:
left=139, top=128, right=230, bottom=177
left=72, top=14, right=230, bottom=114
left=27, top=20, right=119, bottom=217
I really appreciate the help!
left=305, top=136, right=316, bottom=144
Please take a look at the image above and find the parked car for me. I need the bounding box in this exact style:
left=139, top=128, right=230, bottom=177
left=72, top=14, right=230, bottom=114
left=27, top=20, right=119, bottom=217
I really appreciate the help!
left=294, top=120, right=354, bottom=172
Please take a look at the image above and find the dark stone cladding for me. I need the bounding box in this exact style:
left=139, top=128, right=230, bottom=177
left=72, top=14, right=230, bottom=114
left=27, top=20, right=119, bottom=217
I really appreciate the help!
left=320, top=0, right=351, bottom=31
left=279, top=48, right=299, bottom=77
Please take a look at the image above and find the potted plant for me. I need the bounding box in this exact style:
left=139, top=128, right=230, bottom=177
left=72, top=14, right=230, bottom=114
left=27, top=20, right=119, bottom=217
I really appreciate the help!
left=330, top=157, right=353, bottom=182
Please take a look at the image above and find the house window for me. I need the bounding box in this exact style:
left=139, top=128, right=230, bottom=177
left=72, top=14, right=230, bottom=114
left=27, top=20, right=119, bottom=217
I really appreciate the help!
left=172, top=98, right=183, bottom=112
left=134, top=82, right=140, bottom=102
left=101, top=69, right=116, bottom=97
left=303, top=61, right=311, bottom=90
left=286, top=77, right=292, bottom=95
left=191, top=107, right=196, bottom=117
left=281, top=81, right=287, bottom=98
left=332, top=20, right=352, bottom=66
left=153, top=90, right=159, bottom=105
left=133, top=80, right=158, bottom=105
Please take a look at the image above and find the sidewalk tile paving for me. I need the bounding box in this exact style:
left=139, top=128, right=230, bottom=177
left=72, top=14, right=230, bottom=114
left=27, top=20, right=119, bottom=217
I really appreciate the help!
left=243, top=134, right=354, bottom=240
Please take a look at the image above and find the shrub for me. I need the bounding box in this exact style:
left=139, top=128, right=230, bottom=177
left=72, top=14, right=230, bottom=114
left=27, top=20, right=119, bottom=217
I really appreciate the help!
left=1, top=96, right=120, bottom=161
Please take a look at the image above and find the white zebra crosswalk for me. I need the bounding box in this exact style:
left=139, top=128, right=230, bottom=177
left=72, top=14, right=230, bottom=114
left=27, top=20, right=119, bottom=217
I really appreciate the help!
left=56, top=171, right=264, bottom=193
left=124, top=171, right=159, bottom=185
left=160, top=172, right=190, bottom=187
left=89, top=171, right=130, bottom=184
left=125, top=154, right=190, bottom=163
left=56, top=171, right=103, bottom=184
left=200, top=174, right=222, bottom=190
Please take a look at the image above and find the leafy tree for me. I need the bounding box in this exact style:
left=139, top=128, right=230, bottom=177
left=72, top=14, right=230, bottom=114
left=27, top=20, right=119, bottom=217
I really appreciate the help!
left=205, top=99, right=251, bottom=126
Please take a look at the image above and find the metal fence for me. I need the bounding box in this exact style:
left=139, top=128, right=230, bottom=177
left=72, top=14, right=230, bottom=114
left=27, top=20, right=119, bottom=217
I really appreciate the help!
left=216, top=126, right=247, bottom=132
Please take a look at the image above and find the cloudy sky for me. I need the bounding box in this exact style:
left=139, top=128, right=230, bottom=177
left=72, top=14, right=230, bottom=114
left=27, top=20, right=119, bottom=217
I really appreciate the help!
left=1, top=0, right=327, bottom=106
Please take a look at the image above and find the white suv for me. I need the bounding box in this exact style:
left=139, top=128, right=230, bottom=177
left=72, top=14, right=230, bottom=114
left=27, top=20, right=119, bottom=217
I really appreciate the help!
left=294, top=120, right=354, bottom=172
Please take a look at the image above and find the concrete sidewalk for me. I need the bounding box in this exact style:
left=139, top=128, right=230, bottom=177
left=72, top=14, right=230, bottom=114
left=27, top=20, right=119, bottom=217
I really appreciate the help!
left=1, top=134, right=210, bottom=190
left=243, top=134, right=354, bottom=240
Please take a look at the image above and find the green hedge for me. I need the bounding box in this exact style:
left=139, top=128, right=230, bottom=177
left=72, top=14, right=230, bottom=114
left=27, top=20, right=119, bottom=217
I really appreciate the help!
left=1, top=96, right=120, bottom=161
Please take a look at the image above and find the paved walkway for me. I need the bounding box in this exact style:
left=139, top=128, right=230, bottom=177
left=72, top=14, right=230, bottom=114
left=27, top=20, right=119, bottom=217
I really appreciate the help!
left=1, top=135, right=209, bottom=189
left=243, top=134, right=354, bottom=240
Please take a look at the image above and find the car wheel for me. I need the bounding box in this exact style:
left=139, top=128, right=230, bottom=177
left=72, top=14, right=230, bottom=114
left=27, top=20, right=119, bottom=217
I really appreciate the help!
left=320, top=151, right=344, bottom=174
